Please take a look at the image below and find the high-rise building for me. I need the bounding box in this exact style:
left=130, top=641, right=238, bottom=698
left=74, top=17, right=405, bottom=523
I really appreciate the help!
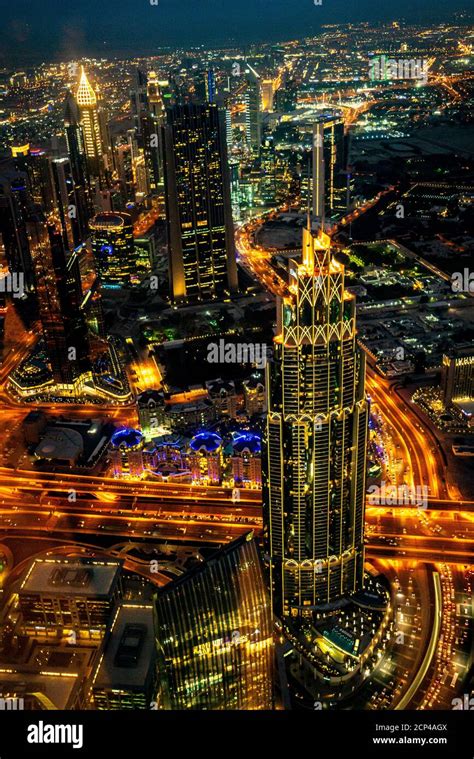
left=11, top=143, right=55, bottom=214
left=275, top=78, right=298, bottom=112
left=259, top=135, right=277, bottom=206
left=442, top=348, right=474, bottom=405
left=311, top=115, right=347, bottom=222
left=76, top=67, right=105, bottom=182
left=32, top=217, right=91, bottom=386
left=0, top=167, right=34, bottom=289
left=205, top=69, right=216, bottom=103
left=130, top=68, right=149, bottom=135
left=261, top=79, right=274, bottom=112
left=90, top=211, right=135, bottom=287
left=63, top=91, right=91, bottom=237
left=147, top=72, right=166, bottom=121
left=263, top=220, right=368, bottom=618
left=163, top=103, right=238, bottom=302
left=154, top=532, right=273, bottom=709
left=244, top=68, right=261, bottom=155
left=50, top=157, right=87, bottom=250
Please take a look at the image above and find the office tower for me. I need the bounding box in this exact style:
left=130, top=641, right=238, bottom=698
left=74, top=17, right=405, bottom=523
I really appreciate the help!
left=261, top=79, right=274, bottom=112
left=32, top=217, right=91, bottom=386
left=147, top=72, right=166, bottom=121
left=263, top=220, right=368, bottom=619
left=64, top=91, right=92, bottom=232
left=312, top=114, right=347, bottom=221
left=90, top=211, right=135, bottom=287
left=154, top=532, right=273, bottom=710
left=442, top=348, right=474, bottom=405
left=229, top=159, right=241, bottom=221
left=163, top=102, right=238, bottom=302
left=0, top=169, right=34, bottom=289
left=76, top=67, right=105, bottom=182
left=259, top=135, right=277, bottom=206
left=205, top=68, right=216, bottom=103
left=225, top=106, right=233, bottom=154
left=50, top=156, right=88, bottom=250
left=130, top=68, right=149, bottom=135
left=141, top=112, right=162, bottom=196
left=244, top=68, right=261, bottom=155
left=274, top=78, right=298, bottom=112
left=11, top=143, right=55, bottom=214
left=18, top=556, right=122, bottom=637
left=132, top=71, right=165, bottom=196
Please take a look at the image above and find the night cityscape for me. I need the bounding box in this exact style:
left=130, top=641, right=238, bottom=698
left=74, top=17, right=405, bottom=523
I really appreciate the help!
left=0, top=0, right=473, bottom=744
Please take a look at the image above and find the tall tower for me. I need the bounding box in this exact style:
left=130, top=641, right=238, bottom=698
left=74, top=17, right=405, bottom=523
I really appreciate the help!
left=64, top=90, right=92, bottom=235
left=244, top=67, right=261, bottom=156
left=163, top=102, right=238, bottom=302
left=31, top=217, right=90, bottom=386
left=76, top=67, right=104, bottom=182
left=263, top=220, right=368, bottom=619
left=311, top=114, right=347, bottom=222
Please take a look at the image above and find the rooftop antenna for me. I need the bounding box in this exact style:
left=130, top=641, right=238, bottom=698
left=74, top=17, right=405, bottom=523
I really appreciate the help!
left=306, top=153, right=311, bottom=232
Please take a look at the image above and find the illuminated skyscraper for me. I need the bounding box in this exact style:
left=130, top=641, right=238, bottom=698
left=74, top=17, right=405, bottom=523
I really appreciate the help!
left=263, top=220, right=368, bottom=618
left=274, top=78, right=298, bottom=112
left=90, top=211, right=135, bottom=288
left=154, top=532, right=273, bottom=710
left=147, top=72, right=166, bottom=121
left=163, top=103, right=238, bottom=302
left=311, top=115, right=347, bottom=222
left=0, top=168, right=34, bottom=289
left=63, top=91, right=91, bottom=237
left=50, top=157, right=88, bottom=250
left=244, top=68, right=261, bottom=155
left=205, top=69, right=216, bottom=103
left=76, top=67, right=105, bottom=182
left=130, top=68, right=149, bottom=135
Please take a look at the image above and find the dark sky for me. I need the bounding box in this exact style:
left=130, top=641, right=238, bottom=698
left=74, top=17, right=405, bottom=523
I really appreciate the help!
left=0, top=0, right=470, bottom=65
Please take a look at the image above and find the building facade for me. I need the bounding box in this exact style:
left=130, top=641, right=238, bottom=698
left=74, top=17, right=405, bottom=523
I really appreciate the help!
left=263, top=220, right=368, bottom=618
left=163, top=103, right=238, bottom=302
left=154, top=532, right=273, bottom=709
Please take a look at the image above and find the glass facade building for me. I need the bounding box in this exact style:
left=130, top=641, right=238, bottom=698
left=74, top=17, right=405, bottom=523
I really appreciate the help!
left=154, top=532, right=273, bottom=710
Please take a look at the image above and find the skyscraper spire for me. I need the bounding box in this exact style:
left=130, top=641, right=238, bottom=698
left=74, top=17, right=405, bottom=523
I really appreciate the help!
left=76, top=66, right=97, bottom=107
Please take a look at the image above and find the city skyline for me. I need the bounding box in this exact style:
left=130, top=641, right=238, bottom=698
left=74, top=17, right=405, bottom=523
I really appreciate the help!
left=0, top=2, right=472, bottom=730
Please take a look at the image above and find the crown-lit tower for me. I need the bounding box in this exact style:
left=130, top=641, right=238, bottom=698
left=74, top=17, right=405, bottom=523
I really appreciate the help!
left=76, top=67, right=104, bottom=181
left=263, top=219, right=368, bottom=619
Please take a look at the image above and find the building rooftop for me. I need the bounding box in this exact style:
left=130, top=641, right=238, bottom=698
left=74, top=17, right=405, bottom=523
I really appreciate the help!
left=93, top=604, right=155, bottom=690
left=20, top=558, right=121, bottom=598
